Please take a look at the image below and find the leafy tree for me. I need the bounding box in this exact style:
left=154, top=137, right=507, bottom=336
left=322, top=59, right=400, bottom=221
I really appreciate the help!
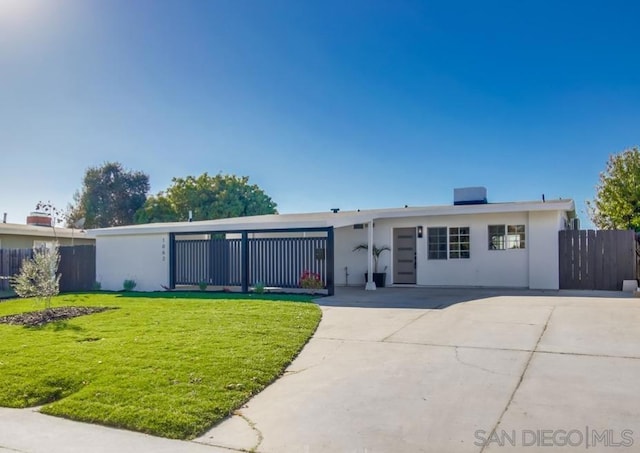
left=587, top=147, right=640, bottom=230
left=68, top=162, right=150, bottom=228
left=11, top=243, right=61, bottom=311
left=135, top=173, right=277, bottom=223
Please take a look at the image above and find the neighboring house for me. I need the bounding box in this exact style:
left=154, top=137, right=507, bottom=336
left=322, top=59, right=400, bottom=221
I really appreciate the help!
left=0, top=216, right=94, bottom=249
left=89, top=188, right=574, bottom=293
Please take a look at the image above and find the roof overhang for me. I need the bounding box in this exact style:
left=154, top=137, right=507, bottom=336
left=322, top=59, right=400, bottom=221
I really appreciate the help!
left=88, top=199, right=575, bottom=237
left=0, top=224, right=91, bottom=240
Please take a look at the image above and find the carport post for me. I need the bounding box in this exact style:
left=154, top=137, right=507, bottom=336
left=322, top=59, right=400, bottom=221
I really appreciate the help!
left=326, top=227, right=335, bottom=296
left=365, top=220, right=376, bottom=290
left=168, top=233, right=176, bottom=289
left=241, top=231, right=249, bottom=293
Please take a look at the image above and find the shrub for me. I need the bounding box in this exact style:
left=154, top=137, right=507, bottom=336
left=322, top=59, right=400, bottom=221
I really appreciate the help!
left=253, top=281, right=265, bottom=294
left=198, top=281, right=207, bottom=291
left=10, top=243, right=61, bottom=310
left=123, top=279, right=137, bottom=291
left=92, top=281, right=102, bottom=291
left=299, top=271, right=323, bottom=289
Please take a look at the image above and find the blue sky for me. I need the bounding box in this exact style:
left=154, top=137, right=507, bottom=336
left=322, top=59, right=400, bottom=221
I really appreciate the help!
left=1, top=0, right=638, bottom=226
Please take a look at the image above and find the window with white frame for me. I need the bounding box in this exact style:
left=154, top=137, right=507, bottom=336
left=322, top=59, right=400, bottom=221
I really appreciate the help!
left=488, top=224, right=525, bottom=250
left=33, top=240, right=54, bottom=251
left=507, top=225, right=526, bottom=249
left=488, top=225, right=505, bottom=250
left=449, top=227, right=470, bottom=259
left=427, top=227, right=447, bottom=260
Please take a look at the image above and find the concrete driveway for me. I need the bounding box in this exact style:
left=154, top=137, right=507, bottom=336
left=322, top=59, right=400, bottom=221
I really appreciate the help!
left=195, top=287, right=640, bottom=452
left=1, top=288, right=638, bottom=453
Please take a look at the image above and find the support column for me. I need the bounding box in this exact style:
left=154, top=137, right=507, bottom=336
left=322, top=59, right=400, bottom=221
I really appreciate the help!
left=168, top=233, right=176, bottom=289
left=326, top=227, right=335, bottom=296
left=365, top=220, right=376, bottom=290
left=241, top=231, right=249, bottom=293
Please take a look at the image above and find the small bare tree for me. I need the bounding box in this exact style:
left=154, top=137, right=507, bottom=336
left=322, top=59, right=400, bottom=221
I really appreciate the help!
left=11, top=243, right=61, bottom=311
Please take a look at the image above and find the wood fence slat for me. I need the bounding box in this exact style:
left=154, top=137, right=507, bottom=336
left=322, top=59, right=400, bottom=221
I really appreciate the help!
left=601, top=231, right=613, bottom=290
left=558, top=231, right=568, bottom=288
left=593, top=231, right=603, bottom=290
left=587, top=230, right=596, bottom=290
left=577, top=230, right=584, bottom=289
left=617, top=230, right=634, bottom=289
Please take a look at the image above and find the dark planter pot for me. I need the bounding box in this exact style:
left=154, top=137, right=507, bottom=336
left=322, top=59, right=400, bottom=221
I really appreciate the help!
left=364, top=272, right=386, bottom=288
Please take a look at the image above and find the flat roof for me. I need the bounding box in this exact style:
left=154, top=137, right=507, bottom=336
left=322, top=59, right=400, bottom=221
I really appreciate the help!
left=88, top=199, right=575, bottom=237
left=0, top=223, right=92, bottom=240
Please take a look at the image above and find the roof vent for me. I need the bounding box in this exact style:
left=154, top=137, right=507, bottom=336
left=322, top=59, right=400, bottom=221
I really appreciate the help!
left=26, top=212, right=52, bottom=227
left=453, top=187, right=488, bottom=206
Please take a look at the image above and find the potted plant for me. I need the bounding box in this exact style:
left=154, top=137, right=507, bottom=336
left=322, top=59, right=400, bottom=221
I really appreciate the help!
left=353, top=244, right=390, bottom=287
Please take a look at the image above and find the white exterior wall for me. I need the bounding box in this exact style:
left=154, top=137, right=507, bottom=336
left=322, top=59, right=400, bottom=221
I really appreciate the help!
left=93, top=206, right=567, bottom=291
left=96, top=234, right=170, bottom=292
left=334, top=211, right=563, bottom=289
left=421, top=212, right=527, bottom=287
left=528, top=211, right=563, bottom=290
left=334, top=226, right=376, bottom=285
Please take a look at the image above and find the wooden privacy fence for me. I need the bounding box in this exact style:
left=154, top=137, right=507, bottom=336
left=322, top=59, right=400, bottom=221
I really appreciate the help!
left=0, top=245, right=95, bottom=292
left=58, top=245, right=96, bottom=292
left=0, top=249, right=32, bottom=291
left=559, top=230, right=638, bottom=290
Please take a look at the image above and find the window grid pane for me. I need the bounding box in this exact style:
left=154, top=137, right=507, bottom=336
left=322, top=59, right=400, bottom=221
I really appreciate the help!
left=488, top=225, right=506, bottom=250
left=449, top=227, right=470, bottom=259
left=428, top=227, right=447, bottom=260
left=507, top=224, right=526, bottom=249
left=489, top=224, right=525, bottom=249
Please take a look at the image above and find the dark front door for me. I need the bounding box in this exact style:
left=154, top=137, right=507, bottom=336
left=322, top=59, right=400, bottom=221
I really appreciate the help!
left=393, top=228, right=416, bottom=284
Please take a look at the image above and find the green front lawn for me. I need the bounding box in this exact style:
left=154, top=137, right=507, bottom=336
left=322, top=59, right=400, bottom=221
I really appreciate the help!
left=0, top=292, right=321, bottom=439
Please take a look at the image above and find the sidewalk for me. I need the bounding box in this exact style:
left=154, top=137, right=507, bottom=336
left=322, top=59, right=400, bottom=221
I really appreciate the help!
left=0, top=407, right=229, bottom=453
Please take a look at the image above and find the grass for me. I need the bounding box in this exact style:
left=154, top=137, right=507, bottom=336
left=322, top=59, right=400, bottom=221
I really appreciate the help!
left=0, top=292, right=321, bottom=439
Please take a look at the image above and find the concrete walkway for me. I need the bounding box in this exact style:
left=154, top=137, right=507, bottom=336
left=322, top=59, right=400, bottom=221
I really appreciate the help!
left=196, top=288, right=640, bottom=452
left=1, top=288, right=639, bottom=452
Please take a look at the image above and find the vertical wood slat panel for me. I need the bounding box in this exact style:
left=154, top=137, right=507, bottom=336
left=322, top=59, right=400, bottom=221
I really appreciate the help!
left=58, top=246, right=95, bottom=292
left=0, top=246, right=94, bottom=292
left=567, top=231, right=575, bottom=285
left=578, top=230, right=587, bottom=289
left=593, top=231, right=604, bottom=290
left=601, top=231, right=612, bottom=290
left=587, top=230, right=596, bottom=290
left=559, top=229, right=637, bottom=290
left=618, top=230, right=633, bottom=290
left=558, top=231, right=568, bottom=289
left=172, top=232, right=329, bottom=289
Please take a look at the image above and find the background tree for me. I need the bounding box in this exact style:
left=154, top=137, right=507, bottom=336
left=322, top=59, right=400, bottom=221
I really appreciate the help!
left=587, top=147, right=640, bottom=230
left=68, top=162, right=150, bottom=228
left=135, top=173, right=277, bottom=223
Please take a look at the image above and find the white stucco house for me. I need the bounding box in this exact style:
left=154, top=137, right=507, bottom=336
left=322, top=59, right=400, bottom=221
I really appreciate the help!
left=89, top=188, right=575, bottom=294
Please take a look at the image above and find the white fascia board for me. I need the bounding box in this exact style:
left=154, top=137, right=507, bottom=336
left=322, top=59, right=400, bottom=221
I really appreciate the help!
left=328, top=200, right=574, bottom=227
left=88, top=199, right=575, bottom=237
left=373, top=200, right=574, bottom=220
left=0, top=225, right=91, bottom=240
left=88, top=220, right=331, bottom=237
